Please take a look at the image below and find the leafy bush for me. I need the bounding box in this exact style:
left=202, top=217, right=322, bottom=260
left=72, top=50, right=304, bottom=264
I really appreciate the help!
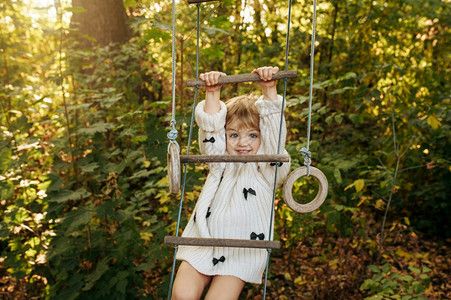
left=360, top=263, right=432, bottom=299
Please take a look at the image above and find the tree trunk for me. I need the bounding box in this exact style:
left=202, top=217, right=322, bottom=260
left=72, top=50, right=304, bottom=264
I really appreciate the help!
left=70, top=0, right=131, bottom=48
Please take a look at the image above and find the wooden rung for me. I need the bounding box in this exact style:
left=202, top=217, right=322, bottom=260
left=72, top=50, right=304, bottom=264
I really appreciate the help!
left=165, top=236, right=281, bottom=249
left=180, top=154, right=290, bottom=164
left=186, top=70, right=297, bottom=87
left=187, top=0, right=219, bottom=4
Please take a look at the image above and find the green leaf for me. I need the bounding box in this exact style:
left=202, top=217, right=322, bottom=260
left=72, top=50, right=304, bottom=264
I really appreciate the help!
left=325, top=115, right=334, bottom=125
left=382, top=263, right=390, bottom=274
left=0, top=181, right=14, bottom=200
left=333, top=168, right=342, bottom=184
left=412, top=281, right=424, bottom=294
left=129, top=169, right=152, bottom=180
left=329, top=86, right=357, bottom=95
left=77, top=122, right=114, bottom=135
left=419, top=274, right=430, bottom=286
left=373, top=273, right=383, bottom=282
left=408, top=265, right=421, bottom=274
left=64, top=207, right=93, bottom=231
left=368, top=265, right=381, bottom=273
left=334, top=114, right=343, bottom=123
left=80, top=162, right=99, bottom=174
left=400, top=274, right=413, bottom=282
left=100, top=93, right=123, bottom=108
left=115, top=272, right=128, bottom=294
left=48, top=189, right=91, bottom=203
left=349, top=113, right=364, bottom=125
left=359, top=278, right=374, bottom=290
left=427, top=115, right=441, bottom=129
left=0, top=147, right=11, bottom=172
left=82, top=258, right=111, bottom=292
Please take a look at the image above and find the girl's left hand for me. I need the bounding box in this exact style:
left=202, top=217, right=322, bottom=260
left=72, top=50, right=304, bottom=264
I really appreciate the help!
left=252, top=66, right=279, bottom=88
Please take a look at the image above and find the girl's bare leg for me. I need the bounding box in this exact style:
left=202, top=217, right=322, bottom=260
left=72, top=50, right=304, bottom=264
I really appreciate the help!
left=204, top=275, right=245, bottom=300
left=172, top=261, right=212, bottom=300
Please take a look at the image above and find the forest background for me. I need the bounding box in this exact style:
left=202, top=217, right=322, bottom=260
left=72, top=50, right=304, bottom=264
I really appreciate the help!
left=0, top=0, right=449, bottom=299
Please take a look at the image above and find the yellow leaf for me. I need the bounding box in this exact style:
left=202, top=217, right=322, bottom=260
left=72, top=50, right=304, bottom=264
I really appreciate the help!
left=344, top=182, right=354, bottom=191
left=294, top=276, right=307, bottom=285
left=427, top=115, right=441, bottom=129
left=357, top=196, right=371, bottom=207
left=404, top=217, right=410, bottom=226
left=328, top=259, right=339, bottom=270
left=375, top=199, right=385, bottom=210
left=284, top=272, right=292, bottom=281
left=354, top=179, right=365, bottom=193
left=396, top=248, right=413, bottom=259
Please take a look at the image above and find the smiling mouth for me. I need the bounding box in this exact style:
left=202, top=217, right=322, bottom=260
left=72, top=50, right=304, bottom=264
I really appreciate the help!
left=236, top=150, right=251, bottom=155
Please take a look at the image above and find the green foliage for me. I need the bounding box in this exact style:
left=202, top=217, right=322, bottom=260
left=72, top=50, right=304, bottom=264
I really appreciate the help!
left=1, top=0, right=449, bottom=298
left=360, top=262, right=432, bottom=299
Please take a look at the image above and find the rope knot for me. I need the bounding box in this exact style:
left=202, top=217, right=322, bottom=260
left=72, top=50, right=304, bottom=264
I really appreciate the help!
left=300, top=147, right=312, bottom=176
left=167, top=119, right=178, bottom=140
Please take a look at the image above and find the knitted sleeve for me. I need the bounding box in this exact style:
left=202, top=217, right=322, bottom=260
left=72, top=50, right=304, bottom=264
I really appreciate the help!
left=195, top=100, right=227, bottom=172
left=255, top=95, right=291, bottom=187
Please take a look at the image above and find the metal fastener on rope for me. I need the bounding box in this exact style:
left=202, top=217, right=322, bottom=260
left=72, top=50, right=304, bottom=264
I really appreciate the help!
left=300, top=147, right=312, bottom=176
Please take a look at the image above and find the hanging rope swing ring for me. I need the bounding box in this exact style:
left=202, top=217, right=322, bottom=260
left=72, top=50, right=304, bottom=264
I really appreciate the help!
left=167, top=141, right=180, bottom=194
left=282, top=166, right=328, bottom=213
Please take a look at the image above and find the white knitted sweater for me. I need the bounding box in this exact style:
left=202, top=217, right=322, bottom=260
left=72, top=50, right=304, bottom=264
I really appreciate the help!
left=176, top=95, right=290, bottom=284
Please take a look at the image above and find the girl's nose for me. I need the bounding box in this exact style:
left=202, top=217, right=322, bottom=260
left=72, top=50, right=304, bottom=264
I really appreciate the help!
left=238, top=136, right=249, bottom=146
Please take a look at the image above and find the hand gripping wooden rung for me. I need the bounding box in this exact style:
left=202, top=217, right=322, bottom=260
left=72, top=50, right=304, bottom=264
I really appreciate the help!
left=186, top=70, right=297, bottom=87
left=164, top=236, right=281, bottom=249
left=180, top=154, right=290, bottom=164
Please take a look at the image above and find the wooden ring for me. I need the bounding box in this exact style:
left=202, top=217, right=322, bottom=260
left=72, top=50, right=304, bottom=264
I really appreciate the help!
left=167, top=142, right=180, bottom=194
left=282, top=166, right=328, bottom=213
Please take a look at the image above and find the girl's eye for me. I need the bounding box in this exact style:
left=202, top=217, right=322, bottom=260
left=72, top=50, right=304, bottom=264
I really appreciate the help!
left=230, top=133, right=238, bottom=138
left=250, top=133, right=258, bottom=138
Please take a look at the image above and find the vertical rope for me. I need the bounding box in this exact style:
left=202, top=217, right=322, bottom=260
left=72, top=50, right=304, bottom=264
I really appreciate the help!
left=301, top=0, right=318, bottom=176
left=167, top=3, right=202, bottom=299
left=167, top=0, right=178, bottom=298
left=170, top=1, right=177, bottom=122
left=263, top=0, right=292, bottom=298
left=168, top=0, right=178, bottom=142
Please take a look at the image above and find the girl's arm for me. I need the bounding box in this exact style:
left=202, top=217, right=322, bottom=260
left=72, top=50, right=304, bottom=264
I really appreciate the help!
left=252, top=66, right=279, bottom=100
left=199, top=71, right=226, bottom=114
left=195, top=71, right=228, bottom=172
left=255, top=95, right=291, bottom=187
left=253, top=66, right=291, bottom=186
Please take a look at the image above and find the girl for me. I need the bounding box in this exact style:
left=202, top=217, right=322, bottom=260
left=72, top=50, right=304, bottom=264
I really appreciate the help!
left=172, top=66, right=290, bottom=300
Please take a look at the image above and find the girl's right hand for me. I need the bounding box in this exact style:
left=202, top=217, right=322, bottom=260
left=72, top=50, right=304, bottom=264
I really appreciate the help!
left=199, top=71, right=227, bottom=92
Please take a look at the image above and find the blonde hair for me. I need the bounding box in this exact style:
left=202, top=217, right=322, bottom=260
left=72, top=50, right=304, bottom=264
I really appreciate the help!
left=225, top=94, right=260, bottom=130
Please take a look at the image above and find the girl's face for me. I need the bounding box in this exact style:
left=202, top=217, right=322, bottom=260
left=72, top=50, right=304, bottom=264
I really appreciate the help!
left=225, top=118, right=261, bottom=155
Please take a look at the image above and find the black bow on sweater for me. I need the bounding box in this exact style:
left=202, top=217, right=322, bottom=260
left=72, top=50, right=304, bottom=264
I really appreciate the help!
left=243, top=188, right=256, bottom=200
left=270, top=162, right=283, bottom=167
left=250, top=232, right=265, bottom=240
left=194, top=207, right=211, bottom=223
left=212, top=256, right=225, bottom=266
left=202, top=137, right=215, bottom=143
